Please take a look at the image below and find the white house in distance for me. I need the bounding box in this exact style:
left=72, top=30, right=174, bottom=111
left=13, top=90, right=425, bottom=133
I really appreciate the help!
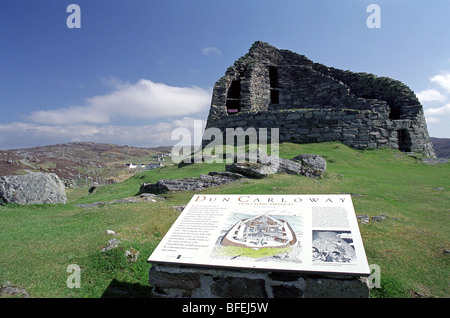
left=125, top=162, right=164, bottom=170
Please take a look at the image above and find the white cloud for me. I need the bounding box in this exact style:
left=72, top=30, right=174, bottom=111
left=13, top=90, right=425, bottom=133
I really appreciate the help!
left=0, top=122, right=101, bottom=149
left=425, top=116, right=441, bottom=124
left=27, top=79, right=212, bottom=125
left=0, top=118, right=207, bottom=150
left=430, top=72, right=450, bottom=93
left=416, top=71, right=450, bottom=136
left=0, top=78, right=213, bottom=149
left=416, top=89, right=446, bottom=103
left=202, top=46, right=221, bottom=56
left=425, top=103, right=450, bottom=116
left=424, top=103, right=450, bottom=125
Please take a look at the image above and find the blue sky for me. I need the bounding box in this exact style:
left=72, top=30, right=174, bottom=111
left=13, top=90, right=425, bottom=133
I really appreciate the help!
left=1, top=0, right=449, bottom=149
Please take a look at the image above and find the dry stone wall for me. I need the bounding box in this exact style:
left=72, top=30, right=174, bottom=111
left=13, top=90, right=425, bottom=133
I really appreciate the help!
left=149, top=264, right=370, bottom=298
left=203, top=41, right=435, bottom=157
left=208, top=108, right=428, bottom=152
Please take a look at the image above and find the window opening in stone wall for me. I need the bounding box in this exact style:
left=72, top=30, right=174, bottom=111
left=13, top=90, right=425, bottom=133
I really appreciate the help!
left=269, top=66, right=280, bottom=105
left=388, top=101, right=402, bottom=120
left=270, top=90, right=279, bottom=104
left=226, top=80, right=241, bottom=114
left=269, top=66, right=279, bottom=88
left=397, top=129, right=412, bottom=152
left=389, top=108, right=402, bottom=120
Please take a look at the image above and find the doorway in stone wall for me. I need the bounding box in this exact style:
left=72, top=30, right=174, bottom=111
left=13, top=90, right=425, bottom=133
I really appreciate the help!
left=397, top=129, right=412, bottom=152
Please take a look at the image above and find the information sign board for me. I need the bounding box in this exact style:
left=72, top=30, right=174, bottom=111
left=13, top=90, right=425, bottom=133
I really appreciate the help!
left=148, top=194, right=370, bottom=275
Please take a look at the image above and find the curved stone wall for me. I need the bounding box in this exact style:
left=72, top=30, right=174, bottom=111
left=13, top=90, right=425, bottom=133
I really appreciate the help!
left=203, top=41, right=435, bottom=157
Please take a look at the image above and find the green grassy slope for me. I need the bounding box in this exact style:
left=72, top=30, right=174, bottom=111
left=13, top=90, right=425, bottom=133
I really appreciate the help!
left=0, top=142, right=448, bottom=298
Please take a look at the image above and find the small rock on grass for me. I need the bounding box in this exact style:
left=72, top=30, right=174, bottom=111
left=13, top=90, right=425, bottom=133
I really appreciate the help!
left=125, top=248, right=140, bottom=262
left=100, top=238, right=121, bottom=252
left=0, top=281, right=30, bottom=298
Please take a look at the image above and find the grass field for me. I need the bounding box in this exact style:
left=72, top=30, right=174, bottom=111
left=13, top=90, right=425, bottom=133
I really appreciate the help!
left=0, top=142, right=448, bottom=298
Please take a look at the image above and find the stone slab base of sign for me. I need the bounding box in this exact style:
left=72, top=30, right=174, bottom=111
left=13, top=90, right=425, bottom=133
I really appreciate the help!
left=149, top=264, right=370, bottom=298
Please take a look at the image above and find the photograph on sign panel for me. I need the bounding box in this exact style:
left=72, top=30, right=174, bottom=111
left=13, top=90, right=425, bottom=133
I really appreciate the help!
left=312, top=230, right=357, bottom=264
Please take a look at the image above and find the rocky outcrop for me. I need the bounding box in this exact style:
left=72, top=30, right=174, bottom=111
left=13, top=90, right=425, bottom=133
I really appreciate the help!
left=292, top=154, right=327, bottom=178
left=140, top=173, right=243, bottom=194
left=226, top=153, right=326, bottom=178
left=0, top=172, right=67, bottom=205
left=225, top=162, right=277, bottom=179
left=75, top=193, right=165, bottom=209
left=141, top=153, right=327, bottom=194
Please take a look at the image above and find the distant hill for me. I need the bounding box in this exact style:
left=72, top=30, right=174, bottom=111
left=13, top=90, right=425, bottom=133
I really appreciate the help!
left=430, top=137, right=450, bottom=158
left=1, top=138, right=448, bottom=182
left=0, top=142, right=172, bottom=181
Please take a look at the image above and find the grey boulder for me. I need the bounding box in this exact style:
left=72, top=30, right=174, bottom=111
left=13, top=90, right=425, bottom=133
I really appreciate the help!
left=0, top=172, right=67, bottom=205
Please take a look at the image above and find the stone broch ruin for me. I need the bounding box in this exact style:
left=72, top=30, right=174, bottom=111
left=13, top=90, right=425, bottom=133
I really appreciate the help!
left=203, top=41, right=436, bottom=157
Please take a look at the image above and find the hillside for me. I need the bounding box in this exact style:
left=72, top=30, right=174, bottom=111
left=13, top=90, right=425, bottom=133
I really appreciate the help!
left=431, top=137, right=450, bottom=158
left=0, top=142, right=449, bottom=298
left=1, top=138, right=447, bottom=181
left=0, top=142, right=172, bottom=183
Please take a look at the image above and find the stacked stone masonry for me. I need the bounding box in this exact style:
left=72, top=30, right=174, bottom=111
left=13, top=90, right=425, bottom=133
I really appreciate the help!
left=149, top=264, right=370, bottom=298
left=203, top=41, right=435, bottom=157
